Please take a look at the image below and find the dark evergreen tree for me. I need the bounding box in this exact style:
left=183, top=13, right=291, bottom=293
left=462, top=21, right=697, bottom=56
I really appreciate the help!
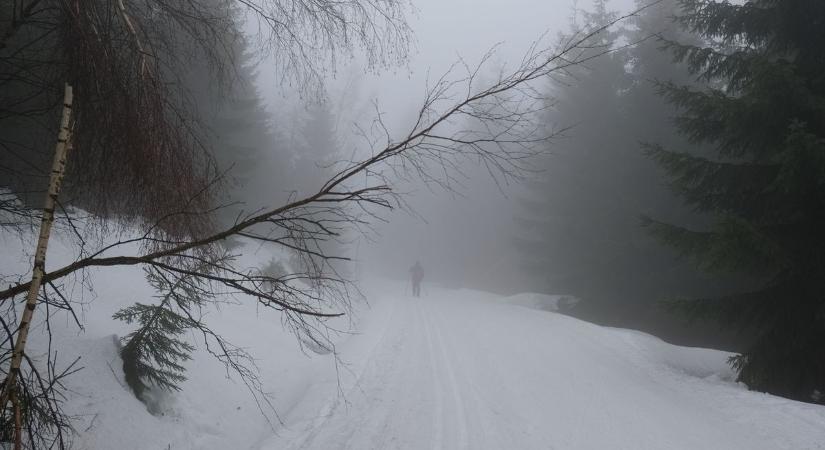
left=208, top=49, right=291, bottom=224
left=113, top=252, right=241, bottom=408
left=287, top=101, right=353, bottom=274
left=514, top=1, right=663, bottom=310
left=644, top=0, right=825, bottom=402
left=114, top=264, right=215, bottom=404
left=514, top=0, right=632, bottom=301
left=175, top=7, right=292, bottom=226
left=513, top=0, right=745, bottom=348
left=292, top=102, right=340, bottom=195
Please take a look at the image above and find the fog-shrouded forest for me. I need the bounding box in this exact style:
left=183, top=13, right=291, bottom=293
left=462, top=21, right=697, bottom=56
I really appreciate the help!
left=1, top=0, right=825, bottom=448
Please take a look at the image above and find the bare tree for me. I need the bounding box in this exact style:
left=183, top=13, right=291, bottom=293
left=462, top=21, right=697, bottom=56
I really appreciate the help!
left=0, top=0, right=412, bottom=240
left=0, top=83, right=76, bottom=450
left=0, top=0, right=651, bottom=446
left=1, top=1, right=412, bottom=446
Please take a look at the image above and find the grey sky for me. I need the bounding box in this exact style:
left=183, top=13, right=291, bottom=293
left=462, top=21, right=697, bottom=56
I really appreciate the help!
left=254, top=0, right=639, bottom=289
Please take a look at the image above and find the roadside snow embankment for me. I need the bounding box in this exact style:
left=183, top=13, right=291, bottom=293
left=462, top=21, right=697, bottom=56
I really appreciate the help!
left=500, top=292, right=580, bottom=312
left=0, top=227, right=366, bottom=449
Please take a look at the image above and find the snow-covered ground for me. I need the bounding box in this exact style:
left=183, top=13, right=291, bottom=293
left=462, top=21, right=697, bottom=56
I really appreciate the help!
left=264, top=284, right=825, bottom=450
left=2, top=231, right=825, bottom=449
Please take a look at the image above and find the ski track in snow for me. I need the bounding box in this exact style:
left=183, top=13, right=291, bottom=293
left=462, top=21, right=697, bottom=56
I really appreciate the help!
left=259, top=284, right=825, bottom=450
left=279, top=289, right=475, bottom=450
left=420, top=298, right=445, bottom=450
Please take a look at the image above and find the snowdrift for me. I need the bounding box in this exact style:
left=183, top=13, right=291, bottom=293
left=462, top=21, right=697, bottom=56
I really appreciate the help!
left=500, top=292, right=580, bottom=312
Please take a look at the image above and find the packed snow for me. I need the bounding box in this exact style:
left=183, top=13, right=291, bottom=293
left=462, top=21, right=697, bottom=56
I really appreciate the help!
left=1, top=231, right=824, bottom=449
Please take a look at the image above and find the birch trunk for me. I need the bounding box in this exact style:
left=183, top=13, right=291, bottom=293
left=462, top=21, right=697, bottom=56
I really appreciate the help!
left=1, top=83, right=74, bottom=412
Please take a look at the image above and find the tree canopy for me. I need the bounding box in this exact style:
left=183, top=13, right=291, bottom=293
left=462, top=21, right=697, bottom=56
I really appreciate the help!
left=644, top=0, right=825, bottom=402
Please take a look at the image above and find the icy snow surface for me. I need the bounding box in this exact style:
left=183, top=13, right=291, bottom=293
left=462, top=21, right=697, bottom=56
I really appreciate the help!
left=1, top=231, right=825, bottom=449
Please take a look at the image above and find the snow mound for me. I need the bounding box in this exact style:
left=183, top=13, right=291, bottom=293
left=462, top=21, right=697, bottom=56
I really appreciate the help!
left=500, top=292, right=579, bottom=312
left=0, top=224, right=358, bottom=449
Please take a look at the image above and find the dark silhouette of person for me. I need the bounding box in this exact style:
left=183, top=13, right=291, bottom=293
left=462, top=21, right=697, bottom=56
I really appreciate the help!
left=410, top=261, right=424, bottom=297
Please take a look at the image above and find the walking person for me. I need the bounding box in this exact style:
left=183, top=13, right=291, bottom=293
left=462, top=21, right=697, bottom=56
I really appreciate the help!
left=409, top=261, right=424, bottom=298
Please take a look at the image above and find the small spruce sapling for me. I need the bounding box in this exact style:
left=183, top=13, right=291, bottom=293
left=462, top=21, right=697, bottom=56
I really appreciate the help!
left=114, top=260, right=219, bottom=404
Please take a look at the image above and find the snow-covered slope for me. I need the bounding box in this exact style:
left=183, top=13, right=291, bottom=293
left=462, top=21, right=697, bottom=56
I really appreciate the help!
left=2, top=230, right=825, bottom=449
left=0, top=229, right=357, bottom=449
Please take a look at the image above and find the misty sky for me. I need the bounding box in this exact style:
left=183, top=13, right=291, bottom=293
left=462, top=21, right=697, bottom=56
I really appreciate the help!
left=255, top=0, right=638, bottom=290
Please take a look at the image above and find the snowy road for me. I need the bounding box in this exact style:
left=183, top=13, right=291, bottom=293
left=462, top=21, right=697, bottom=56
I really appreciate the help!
left=261, top=285, right=825, bottom=450
left=7, top=230, right=823, bottom=450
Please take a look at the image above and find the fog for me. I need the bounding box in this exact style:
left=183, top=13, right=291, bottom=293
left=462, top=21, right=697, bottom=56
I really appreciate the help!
left=233, top=0, right=748, bottom=348
left=255, top=0, right=637, bottom=291
left=2, top=1, right=823, bottom=444
left=0, top=0, right=733, bottom=354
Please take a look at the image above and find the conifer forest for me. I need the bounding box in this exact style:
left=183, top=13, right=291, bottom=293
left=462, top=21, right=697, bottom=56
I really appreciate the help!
left=1, top=1, right=824, bottom=448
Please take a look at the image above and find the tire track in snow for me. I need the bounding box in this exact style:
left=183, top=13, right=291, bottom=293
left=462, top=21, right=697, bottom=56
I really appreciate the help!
left=281, top=295, right=406, bottom=450
left=424, top=297, right=499, bottom=449
left=421, top=298, right=470, bottom=449
left=418, top=299, right=445, bottom=450
left=339, top=297, right=412, bottom=449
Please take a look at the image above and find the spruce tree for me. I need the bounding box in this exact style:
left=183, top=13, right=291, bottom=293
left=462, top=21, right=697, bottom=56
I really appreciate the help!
left=209, top=53, right=290, bottom=224
left=514, top=0, right=632, bottom=299
left=291, top=102, right=350, bottom=272
left=114, top=260, right=221, bottom=404
left=644, top=0, right=825, bottom=402
left=292, top=103, right=340, bottom=195
left=514, top=1, right=711, bottom=330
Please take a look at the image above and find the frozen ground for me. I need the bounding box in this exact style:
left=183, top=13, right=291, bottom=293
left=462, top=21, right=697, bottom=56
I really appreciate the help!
left=2, top=231, right=825, bottom=449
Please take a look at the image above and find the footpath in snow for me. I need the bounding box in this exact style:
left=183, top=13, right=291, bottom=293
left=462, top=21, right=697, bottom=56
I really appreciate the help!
left=261, top=282, right=825, bottom=450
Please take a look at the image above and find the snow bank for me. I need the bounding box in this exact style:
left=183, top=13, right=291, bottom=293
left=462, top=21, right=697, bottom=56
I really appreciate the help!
left=500, top=292, right=579, bottom=312
left=0, top=225, right=362, bottom=449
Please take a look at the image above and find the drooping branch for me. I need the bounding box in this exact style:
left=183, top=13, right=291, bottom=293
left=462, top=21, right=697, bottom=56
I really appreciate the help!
left=236, top=0, right=413, bottom=92
left=0, top=4, right=665, bottom=444
left=0, top=0, right=45, bottom=52
left=115, top=0, right=151, bottom=78
left=0, top=8, right=650, bottom=310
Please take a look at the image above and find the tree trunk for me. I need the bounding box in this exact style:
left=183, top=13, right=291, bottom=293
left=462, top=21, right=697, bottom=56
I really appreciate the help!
left=1, top=83, right=74, bottom=417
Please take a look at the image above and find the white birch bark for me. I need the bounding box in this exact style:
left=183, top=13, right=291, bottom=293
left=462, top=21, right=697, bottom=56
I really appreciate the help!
left=1, top=83, right=74, bottom=410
